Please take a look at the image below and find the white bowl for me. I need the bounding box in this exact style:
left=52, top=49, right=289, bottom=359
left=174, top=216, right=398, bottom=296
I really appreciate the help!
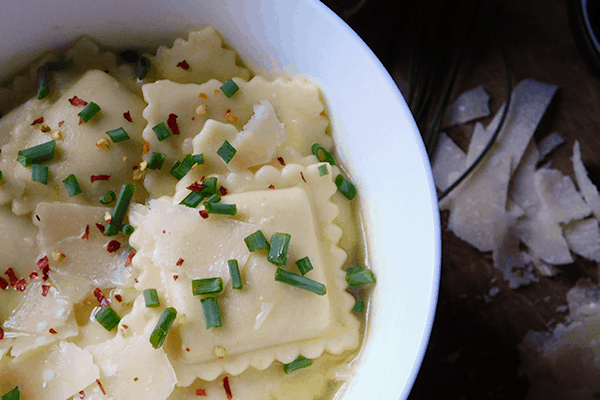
left=0, top=0, right=441, bottom=398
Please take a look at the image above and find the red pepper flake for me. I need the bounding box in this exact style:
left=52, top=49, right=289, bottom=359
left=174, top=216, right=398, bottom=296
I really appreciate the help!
left=300, top=172, right=307, bottom=183
left=199, top=210, right=209, bottom=219
left=94, top=288, right=110, bottom=308
left=69, top=96, right=88, bottom=106
left=78, top=119, right=84, bottom=126
left=173, top=275, right=179, bottom=281
left=123, top=111, right=133, bottom=123
left=82, top=225, right=90, bottom=240
left=37, top=256, right=50, bottom=281
left=122, top=324, right=129, bottom=329
left=29, top=271, right=38, bottom=279
left=132, top=165, right=139, bottom=170
left=143, top=141, right=150, bottom=155
left=196, top=388, right=207, bottom=396
left=15, top=278, right=26, bottom=292
left=79, top=390, right=85, bottom=399
left=192, top=116, right=195, bottom=121
left=91, top=175, right=111, bottom=183
left=5, top=268, right=18, bottom=286
left=36, top=214, right=41, bottom=221
left=223, top=376, right=233, bottom=400
left=186, top=347, right=191, bottom=352
left=199, top=93, right=208, bottom=99
left=0, top=327, right=4, bottom=340
left=268, top=184, right=275, bottom=189
left=106, top=240, right=121, bottom=253
left=96, top=223, right=105, bottom=234
left=134, top=377, right=138, bottom=382
left=219, top=186, right=228, bottom=196
left=177, top=60, right=190, bottom=70
left=96, top=379, right=106, bottom=395
left=40, top=124, right=51, bottom=133
left=124, top=252, right=135, bottom=267
left=167, top=113, right=181, bottom=135
left=114, top=294, right=123, bottom=302
left=187, top=182, right=205, bottom=192
left=58, top=120, right=65, bottom=127
left=42, top=284, right=50, bottom=297
left=31, top=116, right=44, bottom=125
left=0, top=277, right=8, bottom=291
left=49, top=328, right=58, bottom=334
left=277, top=157, right=285, bottom=166
left=134, top=278, right=139, bottom=283
left=176, top=258, right=184, bottom=266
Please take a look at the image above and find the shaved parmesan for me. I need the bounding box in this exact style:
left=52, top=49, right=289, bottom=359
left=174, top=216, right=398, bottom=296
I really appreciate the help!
left=572, top=140, right=600, bottom=219
left=538, top=131, right=565, bottom=159
left=444, top=85, right=491, bottom=126
left=563, top=218, right=600, bottom=262
left=534, top=168, right=591, bottom=225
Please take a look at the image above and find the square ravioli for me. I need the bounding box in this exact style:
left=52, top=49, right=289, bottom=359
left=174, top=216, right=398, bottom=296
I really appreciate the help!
left=128, top=163, right=358, bottom=384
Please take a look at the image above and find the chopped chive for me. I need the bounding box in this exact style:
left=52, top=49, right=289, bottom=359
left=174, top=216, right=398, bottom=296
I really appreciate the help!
left=296, top=257, right=313, bottom=276
left=283, top=356, right=313, bottom=374
left=121, top=224, right=134, bottom=235
left=201, top=177, right=218, bottom=196
left=204, top=202, right=236, bottom=215
left=201, top=296, right=222, bottom=329
left=244, top=230, right=269, bottom=252
left=62, top=174, right=82, bottom=197
left=311, top=143, right=336, bottom=165
left=353, top=300, right=366, bottom=313
left=78, top=102, right=101, bottom=123
left=106, top=127, right=130, bottom=143
left=31, top=164, right=49, bottom=184
left=170, top=154, right=196, bottom=180
left=345, top=266, right=376, bottom=286
left=274, top=268, right=326, bottom=295
left=136, top=56, right=151, bottom=80
left=192, top=153, right=204, bottom=165
left=267, top=233, right=291, bottom=267
left=100, top=190, right=116, bottom=205
left=152, top=122, right=171, bottom=142
left=149, top=307, right=177, bottom=349
left=0, top=171, right=3, bottom=182
left=1, top=386, right=20, bottom=400
left=46, top=59, right=73, bottom=71
left=95, top=306, right=121, bottom=331
left=220, top=79, right=240, bottom=98
left=318, top=164, right=329, bottom=176
left=217, top=140, right=236, bottom=164
left=147, top=152, right=167, bottom=170
left=17, top=140, right=56, bottom=167
left=180, top=191, right=205, bottom=208
left=37, top=67, right=50, bottom=100
left=228, top=259, right=243, bottom=289
left=192, top=277, right=224, bottom=296
left=335, top=174, right=357, bottom=200
left=143, top=288, right=160, bottom=308
left=104, top=183, right=136, bottom=236
left=204, top=194, right=221, bottom=204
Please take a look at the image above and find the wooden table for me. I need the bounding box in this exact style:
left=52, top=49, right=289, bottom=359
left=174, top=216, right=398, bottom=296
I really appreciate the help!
left=322, top=0, right=600, bottom=398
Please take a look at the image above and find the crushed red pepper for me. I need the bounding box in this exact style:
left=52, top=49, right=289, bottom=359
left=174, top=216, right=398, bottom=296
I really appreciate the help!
left=114, top=294, right=123, bottom=302
left=5, top=268, right=18, bottom=286
left=90, top=175, right=111, bottom=183
left=49, top=328, right=57, bottom=334
left=268, top=184, right=275, bottom=189
left=0, top=277, right=8, bottom=291
left=15, top=278, right=26, bottom=292
left=199, top=210, right=209, bottom=219
left=223, top=376, right=233, bottom=400
left=82, top=224, right=90, bottom=240
left=173, top=275, right=179, bottom=281
left=106, top=240, right=121, bottom=253
left=0, top=327, right=4, bottom=340
left=278, top=157, right=285, bottom=166
left=96, top=223, right=105, bottom=234
left=196, top=388, right=207, bottom=396
left=187, top=182, right=205, bottom=192
left=69, top=96, right=88, bottom=106
left=96, top=379, right=106, bottom=395
left=79, top=390, right=85, bottom=399
left=143, top=141, right=150, bottom=155
left=94, top=288, right=110, bottom=308
left=122, top=324, right=129, bottom=329
left=167, top=113, right=181, bottom=135
left=123, top=111, right=133, bottom=123
left=300, top=172, right=307, bottom=183
left=37, top=256, right=50, bottom=281
left=31, top=116, right=44, bottom=125
left=58, top=120, right=65, bottom=127
left=177, top=60, right=190, bottom=70
left=41, top=284, right=50, bottom=297
left=29, top=271, right=38, bottom=279
left=176, top=258, right=184, bottom=266
left=124, top=252, right=135, bottom=267
left=219, top=186, right=228, bottom=196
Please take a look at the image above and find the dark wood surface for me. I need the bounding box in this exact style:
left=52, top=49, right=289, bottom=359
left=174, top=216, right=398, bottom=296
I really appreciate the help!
left=321, top=0, right=600, bottom=398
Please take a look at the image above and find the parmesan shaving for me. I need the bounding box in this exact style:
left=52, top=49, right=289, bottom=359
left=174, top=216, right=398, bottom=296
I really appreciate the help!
left=572, top=140, right=600, bottom=219
left=444, top=85, right=491, bottom=127
left=538, top=131, right=565, bottom=159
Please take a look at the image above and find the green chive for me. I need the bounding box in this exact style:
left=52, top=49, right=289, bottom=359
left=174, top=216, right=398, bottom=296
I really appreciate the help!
left=201, top=296, right=222, bottom=329
left=201, top=177, right=218, bottom=196
left=106, top=127, right=130, bottom=143
left=0, top=171, right=3, bottom=182
left=78, top=102, right=101, bottom=123
left=144, top=288, right=160, bottom=308
left=1, top=386, right=20, bottom=400
left=31, top=164, right=49, bottom=184
left=267, top=233, right=291, bottom=268
left=217, top=140, right=236, bottom=164
left=147, top=152, right=166, bottom=170
left=228, top=259, right=243, bottom=290
left=345, top=266, right=376, bottom=287
left=335, top=174, right=357, bottom=200
left=204, top=194, right=221, bottom=204
left=192, top=277, right=223, bottom=296
left=153, top=122, right=170, bottom=142
left=353, top=300, right=366, bottom=313
left=136, top=56, right=151, bottom=80
left=100, top=190, right=116, bottom=205
left=204, top=202, right=236, bottom=215
left=318, top=164, right=329, bottom=176
left=17, top=140, right=56, bottom=167
left=62, top=174, right=82, bottom=197
left=180, top=191, right=205, bottom=208
left=192, top=153, right=204, bottom=165
left=37, top=67, right=50, bottom=100
left=296, top=257, right=313, bottom=276
left=121, top=224, right=134, bottom=235
left=104, top=183, right=136, bottom=236
left=170, top=154, right=196, bottom=180
left=283, top=356, right=313, bottom=374
left=244, top=230, right=269, bottom=252
left=149, top=307, right=177, bottom=349
left=311, top=143, right=336, bottom=166
left=95, top=306, right=121, bottom=331
left=220, top=79, right=240, bottom=98
left=275, top=268, right=326, bottom=295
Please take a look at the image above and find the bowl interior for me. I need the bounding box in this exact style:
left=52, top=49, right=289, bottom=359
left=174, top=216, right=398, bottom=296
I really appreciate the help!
left=0, top=1, right=440, bottom=398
